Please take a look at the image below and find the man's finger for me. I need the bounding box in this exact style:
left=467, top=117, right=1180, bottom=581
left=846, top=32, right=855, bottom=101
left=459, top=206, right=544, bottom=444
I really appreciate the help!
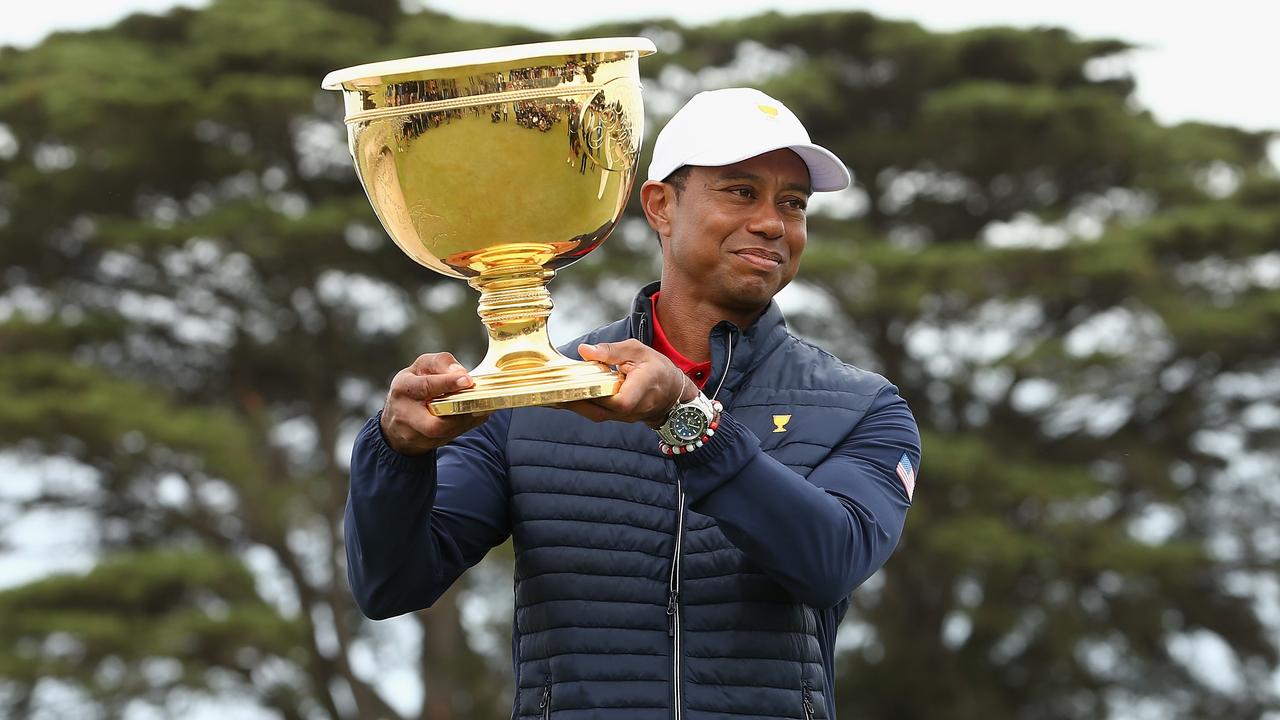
left=429, top=411, right=491, bottom=437
left=604, top=378, right=650, bottom=414
left=395, top=405, right=490, bottom=446
left=398, top=371, right=473, bottom=401
left=560, top=398, right=613, bottom=423
left=408, top=352, right=465, bottom=376
left=579, top=340, right=649, bottom=367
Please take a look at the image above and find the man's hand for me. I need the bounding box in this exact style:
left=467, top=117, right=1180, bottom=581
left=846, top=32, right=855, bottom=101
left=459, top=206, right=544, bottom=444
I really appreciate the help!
left=380, top=352, right=490, bottom=456
left=564, top=340, right=699, bottom=427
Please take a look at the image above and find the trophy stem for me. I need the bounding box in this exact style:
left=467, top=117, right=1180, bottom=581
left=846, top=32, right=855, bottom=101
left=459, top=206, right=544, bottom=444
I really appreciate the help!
left=471, top=264, right=558, bottom=372
left=426, top=262, right=622, bottom=416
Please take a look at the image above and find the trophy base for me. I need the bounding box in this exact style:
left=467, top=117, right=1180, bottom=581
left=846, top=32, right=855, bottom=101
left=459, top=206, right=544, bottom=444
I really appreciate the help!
left=429, top=360, right=622, bottom=416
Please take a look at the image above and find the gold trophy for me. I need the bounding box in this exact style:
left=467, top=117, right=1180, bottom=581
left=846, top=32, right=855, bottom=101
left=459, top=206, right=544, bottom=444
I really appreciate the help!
left=323, top=38, right=655, bottom=415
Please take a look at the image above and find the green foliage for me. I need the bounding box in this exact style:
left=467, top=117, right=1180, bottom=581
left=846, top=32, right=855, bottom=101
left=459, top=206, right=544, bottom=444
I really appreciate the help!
left=0, top=550, right=307, bottom=714
left=0, top=2, right=1277, bottom=719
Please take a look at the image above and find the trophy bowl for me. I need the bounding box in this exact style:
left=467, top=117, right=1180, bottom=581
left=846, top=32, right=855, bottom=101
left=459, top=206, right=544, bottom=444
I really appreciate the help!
left=323, top=38, right=656, bottom=415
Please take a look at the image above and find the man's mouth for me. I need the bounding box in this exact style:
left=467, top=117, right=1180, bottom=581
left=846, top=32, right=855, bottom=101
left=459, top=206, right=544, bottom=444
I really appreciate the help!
left=733, top=248, right=784, bottom=269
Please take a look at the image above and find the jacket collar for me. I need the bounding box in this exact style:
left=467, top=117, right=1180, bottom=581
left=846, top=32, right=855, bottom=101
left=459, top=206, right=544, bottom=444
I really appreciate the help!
left=627, top=281, right=790, bottom=402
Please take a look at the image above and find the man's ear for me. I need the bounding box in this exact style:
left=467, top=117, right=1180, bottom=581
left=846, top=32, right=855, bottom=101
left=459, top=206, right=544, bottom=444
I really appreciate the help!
left=639, top=180, right=675, bottom=239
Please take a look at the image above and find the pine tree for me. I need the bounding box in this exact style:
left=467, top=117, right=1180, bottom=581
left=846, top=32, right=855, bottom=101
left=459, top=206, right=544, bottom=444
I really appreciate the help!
left=1, top=3, right=1276, bottom=718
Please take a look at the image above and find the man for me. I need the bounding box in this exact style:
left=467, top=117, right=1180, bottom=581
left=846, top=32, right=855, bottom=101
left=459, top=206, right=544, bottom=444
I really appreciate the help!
left=347, top=87, right=920, bottom=720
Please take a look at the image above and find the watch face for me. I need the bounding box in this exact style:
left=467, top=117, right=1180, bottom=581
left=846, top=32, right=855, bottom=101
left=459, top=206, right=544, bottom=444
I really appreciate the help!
left=670, top=406, right=709, bottom=442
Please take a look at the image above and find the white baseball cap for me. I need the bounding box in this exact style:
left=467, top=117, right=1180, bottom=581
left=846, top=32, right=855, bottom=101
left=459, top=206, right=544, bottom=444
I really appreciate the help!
left=647, top=88, right=851, bottom=192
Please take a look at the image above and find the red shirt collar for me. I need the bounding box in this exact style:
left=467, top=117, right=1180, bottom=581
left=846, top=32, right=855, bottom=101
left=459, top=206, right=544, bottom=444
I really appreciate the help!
left=650, top=291, right=712, bottom=389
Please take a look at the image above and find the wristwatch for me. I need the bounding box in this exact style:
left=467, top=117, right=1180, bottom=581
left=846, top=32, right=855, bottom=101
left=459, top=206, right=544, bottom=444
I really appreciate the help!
left=656, top=392, right=722, bottom=455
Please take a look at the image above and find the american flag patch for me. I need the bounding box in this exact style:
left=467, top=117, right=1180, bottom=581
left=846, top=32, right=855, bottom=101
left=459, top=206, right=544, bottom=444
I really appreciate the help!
left=896, top=453, right=916, bottom=501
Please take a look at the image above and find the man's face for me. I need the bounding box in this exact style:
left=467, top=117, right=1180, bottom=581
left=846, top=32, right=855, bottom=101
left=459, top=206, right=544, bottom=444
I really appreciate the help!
left=659, top=149, right=811, bottom=315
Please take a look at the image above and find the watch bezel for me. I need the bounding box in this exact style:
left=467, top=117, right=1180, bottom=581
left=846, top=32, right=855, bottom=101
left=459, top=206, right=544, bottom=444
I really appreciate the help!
left=668, top=405, right=710, bottom=442
left=656, top=392, right=717, bottom=447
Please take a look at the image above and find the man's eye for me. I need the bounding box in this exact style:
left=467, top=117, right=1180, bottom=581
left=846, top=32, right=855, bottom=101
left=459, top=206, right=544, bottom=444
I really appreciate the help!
left=783, top=198, right=808, bottom=210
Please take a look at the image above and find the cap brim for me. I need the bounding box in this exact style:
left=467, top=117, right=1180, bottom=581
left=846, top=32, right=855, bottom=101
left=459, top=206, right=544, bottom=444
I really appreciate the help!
left=789, top=145, right=852, bottom=192
left=668, top=142, right=851, bottom=192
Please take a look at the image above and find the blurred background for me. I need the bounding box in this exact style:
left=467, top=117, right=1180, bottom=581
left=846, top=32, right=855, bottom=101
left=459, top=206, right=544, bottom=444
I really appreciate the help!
left=1, top=1, right=1278, bottom=718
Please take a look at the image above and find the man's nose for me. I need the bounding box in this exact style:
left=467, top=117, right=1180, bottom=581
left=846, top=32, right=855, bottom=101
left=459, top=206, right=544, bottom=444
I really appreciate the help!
left=745, top=201, right=785, bottom=240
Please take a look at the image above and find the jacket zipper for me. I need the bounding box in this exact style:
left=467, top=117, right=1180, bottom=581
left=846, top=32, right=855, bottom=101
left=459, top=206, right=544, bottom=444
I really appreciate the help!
left=539, top=679, right=551, bottom=720
left=667, top=326, right=733, bottom=720
left=668, top=479, right=686, bottom=720
left=802, top=681, right=815, bottom=720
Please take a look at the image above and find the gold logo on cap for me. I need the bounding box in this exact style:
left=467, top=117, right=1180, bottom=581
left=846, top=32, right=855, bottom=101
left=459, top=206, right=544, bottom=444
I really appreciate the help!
left=757, top=104, right=779, bottom=118
left=772, top=414, right=791, bottom=433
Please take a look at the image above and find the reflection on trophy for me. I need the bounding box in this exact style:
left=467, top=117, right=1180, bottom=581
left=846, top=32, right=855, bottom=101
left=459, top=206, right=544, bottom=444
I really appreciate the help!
left=323, top=38, right=656, bottom=415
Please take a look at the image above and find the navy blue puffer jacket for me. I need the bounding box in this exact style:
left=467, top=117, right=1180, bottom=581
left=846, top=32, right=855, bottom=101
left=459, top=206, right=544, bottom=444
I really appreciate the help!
left=346, top=283, right=920, bottom=719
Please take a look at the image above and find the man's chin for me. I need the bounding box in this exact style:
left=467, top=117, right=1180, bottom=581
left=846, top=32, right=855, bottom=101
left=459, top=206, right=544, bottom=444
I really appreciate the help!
left=721, top=284, right=777, bottom=316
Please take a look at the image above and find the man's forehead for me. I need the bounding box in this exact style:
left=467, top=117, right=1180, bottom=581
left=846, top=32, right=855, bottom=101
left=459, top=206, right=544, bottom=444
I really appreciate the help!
left=695, top=153, right=813, bottom=193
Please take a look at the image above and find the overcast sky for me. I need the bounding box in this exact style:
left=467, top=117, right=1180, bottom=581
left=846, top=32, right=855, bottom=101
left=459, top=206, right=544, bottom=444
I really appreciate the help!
left=3, top=0, right=1279, bottom=133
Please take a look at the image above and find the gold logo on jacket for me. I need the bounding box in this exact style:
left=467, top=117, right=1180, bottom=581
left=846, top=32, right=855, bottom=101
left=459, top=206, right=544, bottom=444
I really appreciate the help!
left=772, top=415, right=791, bottom=433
